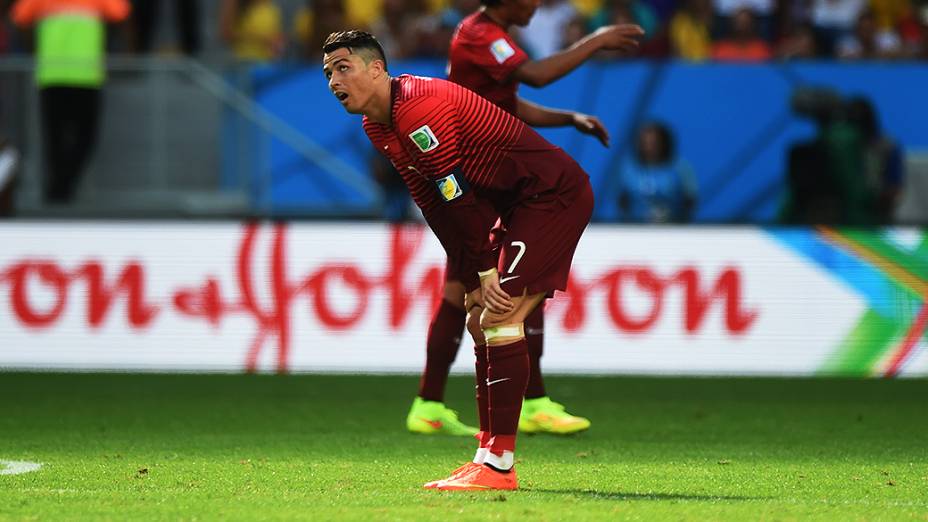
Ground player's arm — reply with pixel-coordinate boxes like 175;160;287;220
517;97;609;147
512;24;644;88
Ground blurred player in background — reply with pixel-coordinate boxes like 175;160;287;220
405;0;644;437
322;29;633;491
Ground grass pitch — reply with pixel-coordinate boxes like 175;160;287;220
1;373;926;521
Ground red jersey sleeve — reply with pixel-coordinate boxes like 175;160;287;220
394;94;497;275
466;31;529;83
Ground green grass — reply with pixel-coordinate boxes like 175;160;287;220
1;373;927;521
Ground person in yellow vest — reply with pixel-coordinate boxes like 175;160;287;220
11;0;130;203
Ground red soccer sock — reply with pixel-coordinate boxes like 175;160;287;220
524;305;547;399
418;299;466;402
487;338;529;440
474;344;490;435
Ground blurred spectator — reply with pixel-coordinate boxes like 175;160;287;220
617;122;698;223
712;7;773;60
590;0;659;37
293;0;347;61
644;0;680;24
780;88;896;225
0;137;18;216
11;0;130;204
670;0;714;60
836;8;903;57
344;0;383;29
369;0;429;59
846;96;904;223
131;0;201;55
518;0;578;57
416;0;481;58
589;0;670;57
776;22;820;58
909;3;928;57
713;0;775;40
0;1;10;53
220;0;284;62
562;12;590;47
869;0;912;32
811;0;866;54
572;0;605;17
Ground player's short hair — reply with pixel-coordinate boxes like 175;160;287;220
323;30;388;71
480;0;503;6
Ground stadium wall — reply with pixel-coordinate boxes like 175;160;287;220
240;61;928;221
1;223;926;377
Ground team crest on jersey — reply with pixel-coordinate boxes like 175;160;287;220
490;38;516;64
409;125;439;153
436;173;463;202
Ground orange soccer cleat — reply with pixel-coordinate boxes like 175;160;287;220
422;462;481;489
435;465;518;491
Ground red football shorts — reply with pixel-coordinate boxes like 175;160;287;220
497;165;594;298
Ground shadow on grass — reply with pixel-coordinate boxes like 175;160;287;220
529;488;765;502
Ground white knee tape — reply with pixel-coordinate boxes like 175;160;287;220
484;323;524;341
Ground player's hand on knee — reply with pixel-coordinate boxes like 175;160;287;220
478;268;513;314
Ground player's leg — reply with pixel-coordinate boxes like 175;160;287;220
524;305;547;400
407;278;478;436
520;304;591;435
423;291;489;488
435;291;543;491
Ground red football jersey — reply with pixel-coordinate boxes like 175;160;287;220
448;11;529;115
363;75;579;276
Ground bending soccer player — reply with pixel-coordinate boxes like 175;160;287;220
323;30;611;490
407;0;644;436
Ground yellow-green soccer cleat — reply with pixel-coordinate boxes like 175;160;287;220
519;397;591;434
406;397;479;436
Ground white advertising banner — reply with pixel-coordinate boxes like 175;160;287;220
0;223;925;376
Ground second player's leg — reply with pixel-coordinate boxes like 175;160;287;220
519;303;591;435
407;280;479;437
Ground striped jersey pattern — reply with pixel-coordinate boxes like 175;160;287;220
448;11;528;115
363;75;527;215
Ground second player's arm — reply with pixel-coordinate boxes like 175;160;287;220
517;98;610;147
512;24;644;88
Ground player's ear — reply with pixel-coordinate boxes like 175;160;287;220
369;58;386;79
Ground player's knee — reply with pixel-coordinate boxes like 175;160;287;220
479;306;518;330
482;321;525;346
480;309;525;346
466;307;486;345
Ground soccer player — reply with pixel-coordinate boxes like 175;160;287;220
323;30;607;490
406;0;644;436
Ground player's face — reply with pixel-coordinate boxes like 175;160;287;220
323;48;375;115
507;0;542;27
